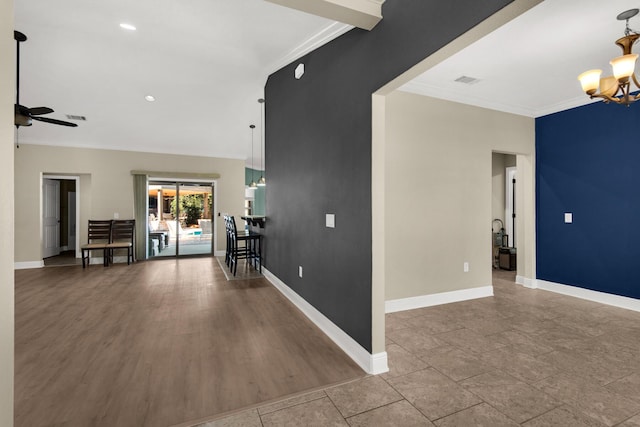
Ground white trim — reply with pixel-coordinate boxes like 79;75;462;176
42;174;81;259
214;250;226;257
399;80;596;119
262;268;388;375
266;22;353;75
535;279;640;313
15;261;44;270
370;351;388;374
385;286;494;313
516;275;537;289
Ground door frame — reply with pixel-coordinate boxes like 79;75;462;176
42;174;81;259
147;177;218;257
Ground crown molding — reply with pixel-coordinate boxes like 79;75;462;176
400;80;596;118
267;21;353;75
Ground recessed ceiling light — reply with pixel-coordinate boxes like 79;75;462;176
119;23;137;31
144;95;155;102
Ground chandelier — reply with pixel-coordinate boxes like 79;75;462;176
578;9;640;106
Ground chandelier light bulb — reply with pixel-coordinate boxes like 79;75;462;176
611;54;638;81
578;69;602;95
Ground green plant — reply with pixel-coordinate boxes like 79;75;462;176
170;194;204;226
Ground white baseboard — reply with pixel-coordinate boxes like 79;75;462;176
214;250;225;257
15;260;44;270
516;275;537;289
535;278;640;313
262;268;388;375
385;286;494;314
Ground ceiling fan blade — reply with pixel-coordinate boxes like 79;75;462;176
32;116;78;127
28;107;54;116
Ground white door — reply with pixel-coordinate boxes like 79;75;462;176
43;179;61;258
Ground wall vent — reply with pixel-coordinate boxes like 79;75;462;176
66;114;87;121
454;75;480;85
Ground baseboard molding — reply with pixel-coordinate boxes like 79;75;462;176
214;250;225;257
516;275;537;289
15;260;44;270
535;279;640;313
385;286;494;314
262;268;388;375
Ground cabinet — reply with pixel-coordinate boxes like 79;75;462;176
499;247;516;271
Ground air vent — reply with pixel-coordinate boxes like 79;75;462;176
454;75;481;85
66;114;87;121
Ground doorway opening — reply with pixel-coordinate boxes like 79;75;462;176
147;180;215;258
491;153;517;271
42;175;80;266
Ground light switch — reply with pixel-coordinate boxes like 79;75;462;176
564;212;572;223
326;214;335;228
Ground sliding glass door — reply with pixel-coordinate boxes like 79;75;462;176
148;181;213;258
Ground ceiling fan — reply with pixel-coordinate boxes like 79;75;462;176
14;30;77;128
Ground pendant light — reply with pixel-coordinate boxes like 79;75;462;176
257;98;266;186
578;9;640;106
249;124;257;188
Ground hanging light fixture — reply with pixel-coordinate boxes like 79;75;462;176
578;9;640;106
257;98;266;186
249;124;258;188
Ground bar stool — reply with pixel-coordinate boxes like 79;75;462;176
227;216;261;276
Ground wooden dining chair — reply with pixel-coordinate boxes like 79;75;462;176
106;219;135;265
81;220;112;268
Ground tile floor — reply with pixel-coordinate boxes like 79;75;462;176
192;270;640;426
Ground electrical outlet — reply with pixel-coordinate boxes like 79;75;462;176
114;212;119;219
463;262;469;273
298;266;303;278
326;213;335;228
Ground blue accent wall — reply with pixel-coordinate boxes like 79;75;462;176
536;101;640;299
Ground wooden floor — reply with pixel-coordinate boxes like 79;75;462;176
14;258;364;427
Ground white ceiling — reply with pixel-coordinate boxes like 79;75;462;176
14;0;640;166
401;0;640;118
13;0;349;167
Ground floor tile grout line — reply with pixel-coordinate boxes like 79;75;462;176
327;391;405;421
378;373;437;423
341;398;417;423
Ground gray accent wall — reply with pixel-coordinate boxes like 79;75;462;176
264;0;513;352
